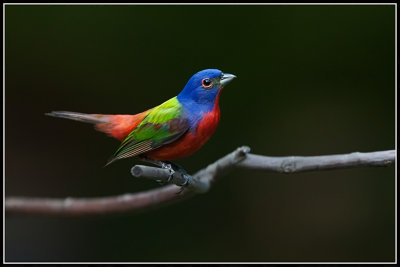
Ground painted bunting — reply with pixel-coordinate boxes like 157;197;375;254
46;69;236;185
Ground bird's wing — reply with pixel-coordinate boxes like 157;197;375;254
106;97;190;165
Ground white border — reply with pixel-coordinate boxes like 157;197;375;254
3;2;397;265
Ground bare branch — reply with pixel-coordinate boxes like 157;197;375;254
5;186;194;216
238;150;396;173
130;149;395;187
5;146;250;216
5;148;395;216
131;146;251;193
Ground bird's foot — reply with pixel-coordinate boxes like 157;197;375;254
138;157;192;190
175;174;192;195
139;157;175;185
163;161;192;194
160;162;175;184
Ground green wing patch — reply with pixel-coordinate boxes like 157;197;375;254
106;97;189;165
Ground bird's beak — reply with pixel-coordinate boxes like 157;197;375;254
220;73;237;86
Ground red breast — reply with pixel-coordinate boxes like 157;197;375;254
145;90;222;161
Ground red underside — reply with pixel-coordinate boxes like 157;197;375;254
145;107;220;160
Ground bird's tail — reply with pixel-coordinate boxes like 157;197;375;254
46;110;151;141
45;111;109;124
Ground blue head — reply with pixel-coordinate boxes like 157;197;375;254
177;69;236;110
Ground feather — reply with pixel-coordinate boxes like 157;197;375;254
45;111;109;124
47;110;151;141
107;97;190;165
106;97;190;165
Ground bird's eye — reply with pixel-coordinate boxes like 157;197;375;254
202;78;213;88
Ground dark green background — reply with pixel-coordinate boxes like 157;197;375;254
5;4;395;262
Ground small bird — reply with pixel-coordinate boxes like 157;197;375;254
46;69;236;186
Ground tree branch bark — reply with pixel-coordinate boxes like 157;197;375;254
5;147;395;216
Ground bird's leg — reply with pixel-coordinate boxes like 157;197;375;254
139;157;192;192
139;157;175;184
164;161;186;175
164;161;192;194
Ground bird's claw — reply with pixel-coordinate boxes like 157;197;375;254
142;159;191;190
160;162;175;184
176;174;192;194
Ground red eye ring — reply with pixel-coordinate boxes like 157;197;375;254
201;78;213;88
